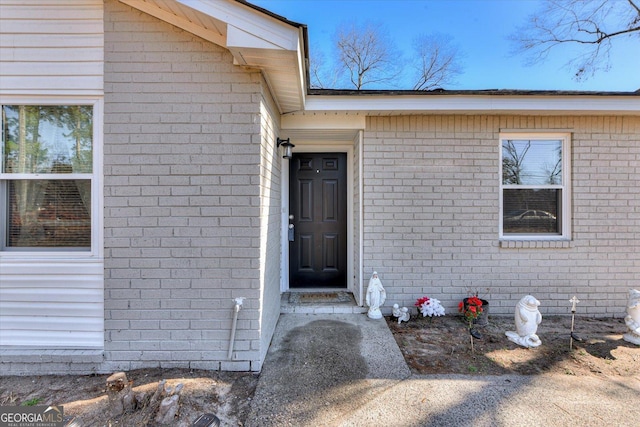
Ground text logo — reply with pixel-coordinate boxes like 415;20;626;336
0;405;64;427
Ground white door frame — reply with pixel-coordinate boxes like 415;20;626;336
280;144;354;293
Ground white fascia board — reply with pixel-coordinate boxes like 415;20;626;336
304;94;640;115
178;0;299;51
294;28;307;107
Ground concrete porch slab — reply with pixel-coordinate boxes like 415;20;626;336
247;313;410;426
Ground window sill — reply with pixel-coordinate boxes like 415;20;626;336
0;251;97;260
499;240;572;249
0;348;104;362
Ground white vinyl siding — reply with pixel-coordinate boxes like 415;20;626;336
0;0;104;349
0;0;104;96
0;260;104;348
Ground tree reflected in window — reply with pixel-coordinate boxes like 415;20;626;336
2;105;93;249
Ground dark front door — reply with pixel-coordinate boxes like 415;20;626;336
289;153;347;288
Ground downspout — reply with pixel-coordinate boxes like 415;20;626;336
228;297;245;359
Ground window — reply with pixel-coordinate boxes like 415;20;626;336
499;132;571;240
1;105;94;250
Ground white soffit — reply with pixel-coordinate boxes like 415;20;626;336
119;0;305;113
304;94;640;115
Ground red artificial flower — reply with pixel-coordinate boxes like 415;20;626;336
468;297;483;307
459;296;484;324
415;296;430;307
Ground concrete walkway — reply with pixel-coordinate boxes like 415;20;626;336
247;313;640;427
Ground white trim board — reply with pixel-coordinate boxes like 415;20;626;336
304;94;640;115
280;144;355;294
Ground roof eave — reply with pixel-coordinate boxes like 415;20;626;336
300;92;640;116
119;0;307;114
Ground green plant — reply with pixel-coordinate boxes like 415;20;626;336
21;397;42;406
468;365;478;373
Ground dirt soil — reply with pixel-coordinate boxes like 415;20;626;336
387;314;640;377
0;368;258;427
1;315;639;426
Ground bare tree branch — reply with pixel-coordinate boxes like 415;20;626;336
324;22;465;90
309;44;339;89
629;0;640;15
502;140;531;185
511;0;640;80
333;21;400;89
411;33;463;90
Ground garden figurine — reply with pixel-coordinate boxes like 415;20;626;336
392;304;410;324
623;289;640;345
399;306;410;323
366;271;386;319
506;295;543;348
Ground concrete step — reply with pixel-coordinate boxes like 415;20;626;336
280;291;367;314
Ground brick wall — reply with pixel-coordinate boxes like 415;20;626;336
103;0;265;371
363;115;640;317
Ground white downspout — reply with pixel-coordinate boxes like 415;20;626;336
228;297;245;360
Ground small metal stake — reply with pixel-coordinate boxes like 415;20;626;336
569;296;579;350
469;327;482;353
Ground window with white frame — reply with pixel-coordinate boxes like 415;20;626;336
1;105;94;250
499;132;571;239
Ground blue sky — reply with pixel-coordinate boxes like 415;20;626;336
250;0;639;91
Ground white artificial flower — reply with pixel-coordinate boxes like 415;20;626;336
419;298;445;317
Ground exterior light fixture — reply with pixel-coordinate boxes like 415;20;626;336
277;137;295;159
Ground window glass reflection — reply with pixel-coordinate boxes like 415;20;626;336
2;105;93;174
502;139;562;186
